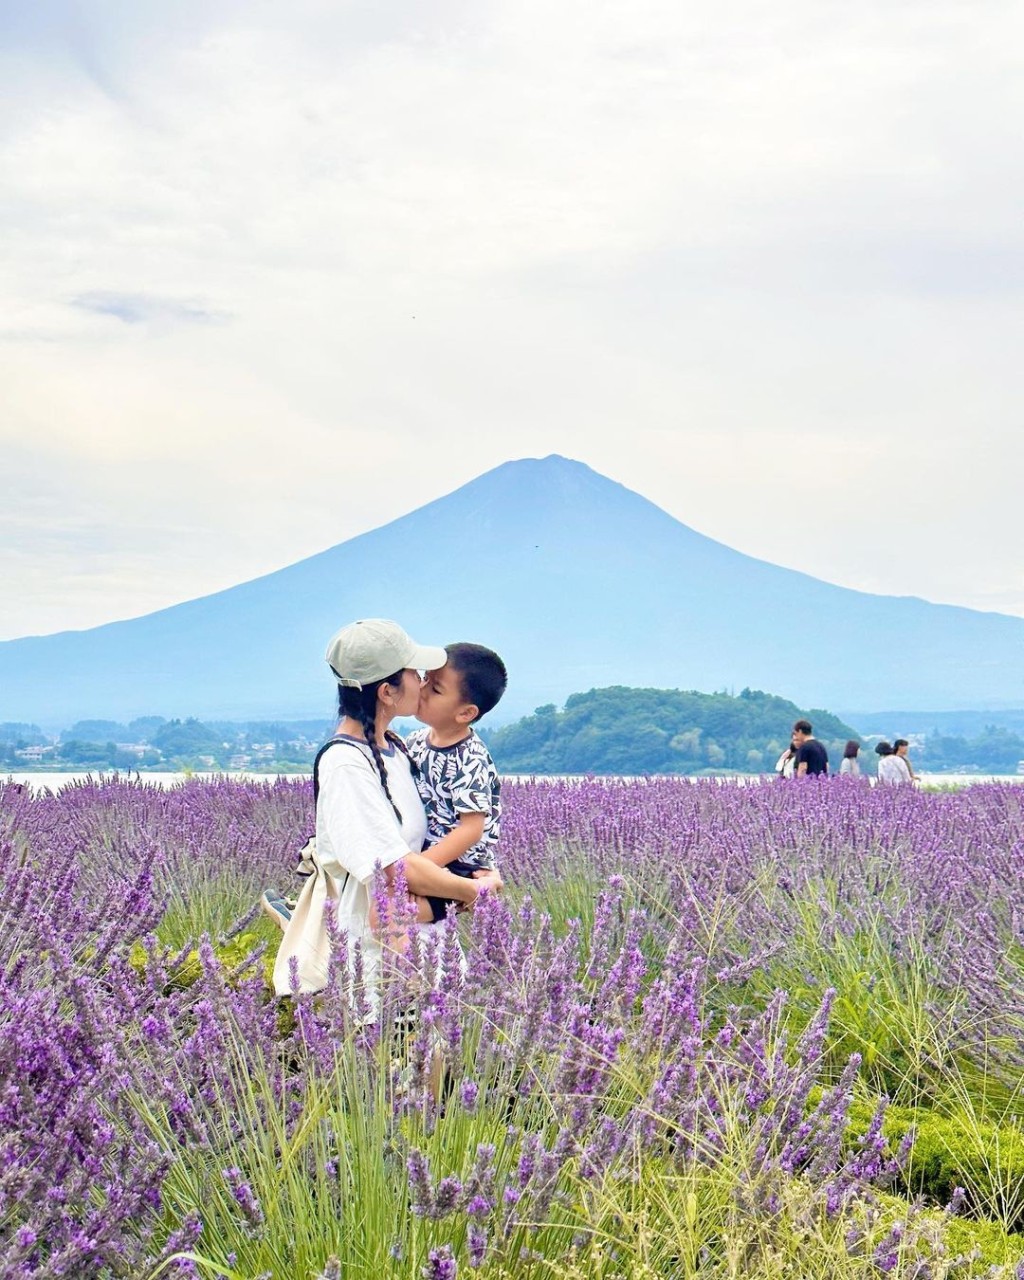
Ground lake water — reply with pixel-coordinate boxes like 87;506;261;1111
5;770;1024;794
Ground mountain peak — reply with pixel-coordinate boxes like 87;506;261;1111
2;456;1023;723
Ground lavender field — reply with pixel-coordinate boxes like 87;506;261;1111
5;774;1024;1278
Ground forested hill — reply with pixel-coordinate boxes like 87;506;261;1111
485;687;858;775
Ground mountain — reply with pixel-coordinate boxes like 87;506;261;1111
1;455;1022;726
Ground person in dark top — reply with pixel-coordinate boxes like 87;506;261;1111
792;718;829;776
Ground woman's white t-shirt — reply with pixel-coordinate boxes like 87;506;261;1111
315;736;432;1005
877;754;913;786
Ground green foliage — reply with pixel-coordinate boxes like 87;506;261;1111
843;1098;1024;1231
56;738;152;768
128;715;168;740
922;726;1024;773
61;719;130;743
0;722;50;764
943;1214;1024;1271
0;721;46;743
128;932;269;991
7;714;334;772
487;685;860;775
151;717;225;761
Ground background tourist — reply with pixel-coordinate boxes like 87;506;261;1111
875;740;912;786
839;740;862;776
893;738;919;782
774;737;798;779
792;719;829;776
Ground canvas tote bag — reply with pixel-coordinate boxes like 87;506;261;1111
272;843;345;995
272;738;353;997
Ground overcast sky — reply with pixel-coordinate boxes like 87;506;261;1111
3;0;1023;641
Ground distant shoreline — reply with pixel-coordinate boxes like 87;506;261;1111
6;769;1024;794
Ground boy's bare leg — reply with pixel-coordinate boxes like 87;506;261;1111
368;898;417;955
412;893;438;924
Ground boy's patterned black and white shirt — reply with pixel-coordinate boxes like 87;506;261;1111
405;728;501;868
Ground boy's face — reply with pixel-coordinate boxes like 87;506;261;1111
417;663;477;731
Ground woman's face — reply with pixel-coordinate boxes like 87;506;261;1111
381;668;422;719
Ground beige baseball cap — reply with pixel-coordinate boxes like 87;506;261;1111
325;619;446;689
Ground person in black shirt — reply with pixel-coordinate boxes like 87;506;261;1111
792;718;829;776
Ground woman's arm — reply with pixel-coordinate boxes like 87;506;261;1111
386;853;482;903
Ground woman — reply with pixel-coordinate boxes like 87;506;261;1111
892;738;919;783
272;618;499;1007
875;740;913;786
839;740;861;776
774;739;797;780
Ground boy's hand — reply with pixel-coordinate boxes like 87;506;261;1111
471;868;503;895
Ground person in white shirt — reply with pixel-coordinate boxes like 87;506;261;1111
875;740;913;786
839;741;862;776
774;738;797;779
892;739;919;782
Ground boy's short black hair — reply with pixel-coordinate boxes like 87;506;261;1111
445;642;507;722
792;719;813;735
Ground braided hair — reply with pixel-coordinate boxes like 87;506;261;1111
339;674;404;823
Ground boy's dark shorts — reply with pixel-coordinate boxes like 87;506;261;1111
425;858;485;924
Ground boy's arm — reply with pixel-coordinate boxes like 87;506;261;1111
421;811;487;867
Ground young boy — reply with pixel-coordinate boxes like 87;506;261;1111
404;642;507;923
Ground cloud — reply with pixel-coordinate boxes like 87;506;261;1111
1;0;1023;642
71;292;228;325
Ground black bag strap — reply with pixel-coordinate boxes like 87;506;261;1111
311;735;356;805
307;732;409;896
311;731;413;804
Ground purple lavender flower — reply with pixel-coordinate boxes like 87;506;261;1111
407;1149;434;1217
422;1244;458;1279
468;1223;489;1268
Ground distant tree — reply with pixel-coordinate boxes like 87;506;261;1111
488;686;861;776
61;720;129;744
0;722;46;742
670;728;703;759
245;722;296;746
151;718;223;762
58;739;116;766
971;726;1024;771
909;726;1024;773
127;716;167;741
